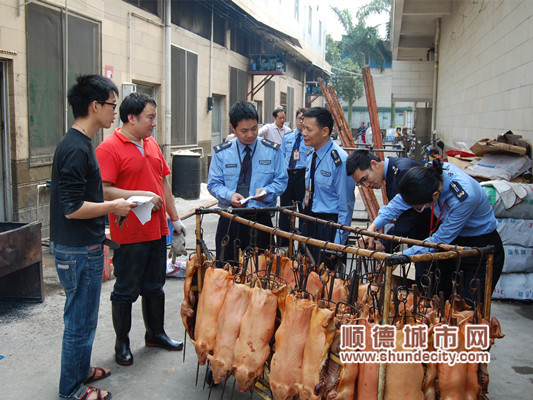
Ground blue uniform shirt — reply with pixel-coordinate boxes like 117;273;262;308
304;139;356;244
281;129;312;170
207;137;288;208
373;162;498;255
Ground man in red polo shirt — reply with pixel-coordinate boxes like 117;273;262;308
96;93;186;366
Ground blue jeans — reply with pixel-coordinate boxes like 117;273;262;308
53;242;104;398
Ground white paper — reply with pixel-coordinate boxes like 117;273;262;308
239;190;267;205
127;196;154;225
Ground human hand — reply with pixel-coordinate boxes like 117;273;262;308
254;188;267;201
169;232;187;262
149;194;164;211
171;219;187;237
231;193;245;207
111;198;137;217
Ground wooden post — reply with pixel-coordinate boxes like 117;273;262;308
317;77;380;221
362;66;389;205
483;253;494;320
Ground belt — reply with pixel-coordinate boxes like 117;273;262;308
287;168;305;175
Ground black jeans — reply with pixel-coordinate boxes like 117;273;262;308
415;229;504;304
215;212;273;267
111;237;167;303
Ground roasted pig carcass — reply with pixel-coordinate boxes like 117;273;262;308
296;306;336;400
356;318;378;399
330;278;349;304
384;325;425;400
180;253;203;339
323;315;360;400
206;281;251;384
305;271;324;300
270;292;315;400
233;285;283;392
190;267;232;364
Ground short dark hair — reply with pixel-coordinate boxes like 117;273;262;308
229;101;259;128
398;159;444;204
303;107;334;134
346;149;381;176
67;75;119;119
296;107;307;118
272;107;285;118
119;92;157;123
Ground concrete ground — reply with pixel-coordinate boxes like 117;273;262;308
1;187;533;399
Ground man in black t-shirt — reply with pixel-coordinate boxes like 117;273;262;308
50;75;134;400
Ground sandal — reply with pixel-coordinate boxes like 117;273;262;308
83;366;111;384
75;386;112;400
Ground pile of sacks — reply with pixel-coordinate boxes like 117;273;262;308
482;181;533;300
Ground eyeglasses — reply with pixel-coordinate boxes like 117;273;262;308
99;101;117;110
355;173;369;186
296;117;305;121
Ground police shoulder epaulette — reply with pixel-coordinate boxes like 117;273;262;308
450;180;468;202
262;138;280;150
331;149;342;166
213;141;232;153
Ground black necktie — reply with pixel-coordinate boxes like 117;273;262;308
308;151;318;210
239;145;252;187
288;133;302;170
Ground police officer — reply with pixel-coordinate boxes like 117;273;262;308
346;149;431;251
301;107;356;265
365;159;504;302
207;101;288;266
278;107;311;245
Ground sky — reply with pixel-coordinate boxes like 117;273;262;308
323;0;390;40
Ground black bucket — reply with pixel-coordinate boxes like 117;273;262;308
172;152;201;199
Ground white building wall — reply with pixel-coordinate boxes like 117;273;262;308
437;0;533;145
392;60;433;103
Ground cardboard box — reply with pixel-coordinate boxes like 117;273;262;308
470;138;527;156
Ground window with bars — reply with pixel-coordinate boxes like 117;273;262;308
26;3;100;164
171;46;198;146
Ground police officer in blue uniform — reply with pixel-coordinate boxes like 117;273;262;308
278;107;312;245
364;159;504;302
207;101;288;266
301;107;356;265
346;149;431;252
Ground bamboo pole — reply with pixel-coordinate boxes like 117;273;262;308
214;209;490;263
483;253;494;320
377;263;394;400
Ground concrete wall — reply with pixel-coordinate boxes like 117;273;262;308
392;60;434;103
437;0;533;146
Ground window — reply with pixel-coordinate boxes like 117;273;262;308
294;0;299;21
123;0;161;17
171;46;198;146
319;21;322;45
229;67;247;108
308;6;312;35
26;3;99;164
171;1;225;45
